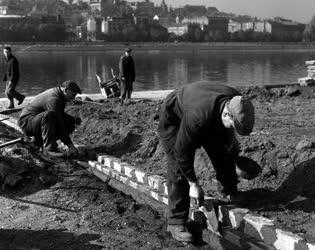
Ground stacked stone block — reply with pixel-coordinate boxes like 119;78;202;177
298;60;315;86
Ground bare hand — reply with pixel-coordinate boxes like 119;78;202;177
189;182;204;207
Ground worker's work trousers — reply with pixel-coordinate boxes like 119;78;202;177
5;81;24;106
18;111;75;150
162;138;191;225
120;79;133;100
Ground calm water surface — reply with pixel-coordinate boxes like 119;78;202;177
0;50;314;97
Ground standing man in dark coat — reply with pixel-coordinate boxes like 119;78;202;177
3;46;25;109
17;80;82;158
119;47;135;104
158;81;255;243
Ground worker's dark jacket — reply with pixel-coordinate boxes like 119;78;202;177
119;55;135;82
3;54;20;83
158;81;240;186
19;87;74;145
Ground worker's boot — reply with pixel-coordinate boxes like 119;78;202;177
18;95;25;105
167;224;194;242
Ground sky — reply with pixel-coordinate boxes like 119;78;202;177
152;0;315;24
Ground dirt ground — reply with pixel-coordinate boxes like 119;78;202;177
0;84;314;248
67;85;315;243
0;124;235;249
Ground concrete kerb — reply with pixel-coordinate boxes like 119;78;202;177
0;93;314;250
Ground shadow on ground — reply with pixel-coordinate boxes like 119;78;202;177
240;157;315;213
0;229;101;250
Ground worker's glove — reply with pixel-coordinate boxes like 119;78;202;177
189;182;204;207
73;116;82;126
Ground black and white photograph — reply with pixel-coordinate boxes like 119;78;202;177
0;0;314;249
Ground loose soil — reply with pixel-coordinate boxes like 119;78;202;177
1;85;314;248
0;125;230;249
67;85;315;243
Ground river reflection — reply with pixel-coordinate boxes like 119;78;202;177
0;50;314;97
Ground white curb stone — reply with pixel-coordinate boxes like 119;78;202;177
124;164;136;178
113;161;123;173
148;175;166;192
274;229;305;250
163;182;168;196
134;169;147;184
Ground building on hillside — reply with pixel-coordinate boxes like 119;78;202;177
228;19;272;33
228;19;242;33
270;20;305;41
102;15;134;34
182;5;207;17
207;7;218;15
205;16;229;38
182;16;208;30
128;0;154;12
160;0;168;14
133;13;151;26
254;21;271;33
0;0;25;15
89;0;102;12
167;24;188;36
87;15;102;40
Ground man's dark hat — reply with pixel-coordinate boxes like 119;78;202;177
125;47;132;52
61;80;81;94
227;96;255;136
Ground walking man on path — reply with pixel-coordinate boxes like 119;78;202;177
119;47;135;104
17;80;82;158
158;81;255;243
3;46;25;109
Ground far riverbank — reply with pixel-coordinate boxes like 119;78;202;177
2;42;315;52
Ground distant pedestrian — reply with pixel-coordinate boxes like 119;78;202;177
3;46;25;109
119;47;135;104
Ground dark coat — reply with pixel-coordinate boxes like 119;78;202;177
119;55;135;82
3;54;20;83
19;87;75;145
158;81;240;186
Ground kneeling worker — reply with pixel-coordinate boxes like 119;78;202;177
158;81;255;242
18;80;82;157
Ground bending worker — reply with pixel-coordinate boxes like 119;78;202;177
158;81;255;243
18;80;82;158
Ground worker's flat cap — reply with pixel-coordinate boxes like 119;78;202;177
125;47;132;52
227;96;255;136
61;80;81;94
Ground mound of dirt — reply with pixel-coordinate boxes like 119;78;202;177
67;85;315;242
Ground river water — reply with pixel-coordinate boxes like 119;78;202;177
0;49;314;97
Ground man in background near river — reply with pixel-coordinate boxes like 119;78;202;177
158;81;255;243
17;80;82;158
119;47;136;104
3;46;25;109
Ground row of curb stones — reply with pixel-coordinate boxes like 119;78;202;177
0;105;314;250
88;155;315;250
